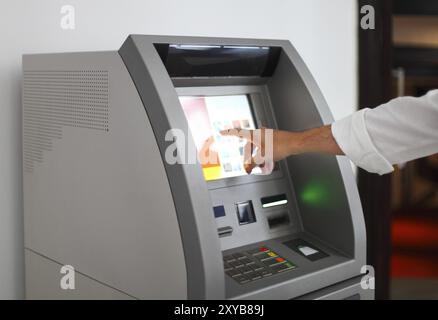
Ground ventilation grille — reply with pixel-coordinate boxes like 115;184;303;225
23;70;109;172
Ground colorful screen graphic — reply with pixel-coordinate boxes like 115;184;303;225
179;95;256;181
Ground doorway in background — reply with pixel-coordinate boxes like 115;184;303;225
358;0;438;300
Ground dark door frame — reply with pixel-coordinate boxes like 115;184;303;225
358;0;393;300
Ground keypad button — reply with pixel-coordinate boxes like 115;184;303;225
263;258;281;267
267;251;278;258
239;257;254;265
259;269;273;277
270;262;295;273
233;252;246;260
255;252;274;261
250;264;264;272
223;262;233;271
234;274;250;284
229;260;244;268
247;248;264;255
246;271;262;281
284;262;296;269
223;255;236;262
240;266;253;274
226;269;241;278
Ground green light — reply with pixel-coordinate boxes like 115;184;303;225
300;181;329;206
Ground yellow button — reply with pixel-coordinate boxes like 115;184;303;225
268;251;277;257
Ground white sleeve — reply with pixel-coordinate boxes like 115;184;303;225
331;90;438;175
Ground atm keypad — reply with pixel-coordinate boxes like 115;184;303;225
224;246;296;285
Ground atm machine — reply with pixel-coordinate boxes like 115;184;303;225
23;35;372;300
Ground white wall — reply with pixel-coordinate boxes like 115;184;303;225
0;0;357;298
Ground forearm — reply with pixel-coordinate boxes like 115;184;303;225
329;90;438;175
280;125;344;158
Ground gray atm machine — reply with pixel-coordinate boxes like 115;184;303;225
23;35;372;300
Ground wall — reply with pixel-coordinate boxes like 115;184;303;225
0;0;357;298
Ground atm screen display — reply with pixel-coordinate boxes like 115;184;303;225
179;95;256;181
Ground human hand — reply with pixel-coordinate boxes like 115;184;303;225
220;128;294;174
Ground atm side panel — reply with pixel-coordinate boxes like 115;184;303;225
23;51;187;299
25;250;133;299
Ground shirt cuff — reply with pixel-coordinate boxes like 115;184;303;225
331;108;394;175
